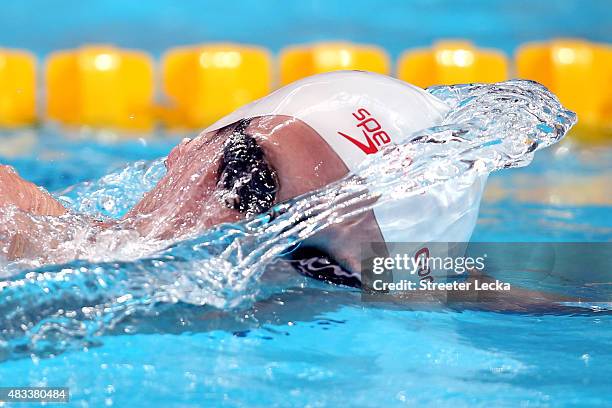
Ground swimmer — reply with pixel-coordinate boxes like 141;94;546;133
2;71;455;277
0;71;578;308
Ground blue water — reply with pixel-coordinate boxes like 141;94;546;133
0;0;610;57
0;127;610;407
0;1;610;406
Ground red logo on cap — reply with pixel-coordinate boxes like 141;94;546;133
338;108;391;155
337;131;378;155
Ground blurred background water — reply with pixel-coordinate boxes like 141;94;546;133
0;0;610;57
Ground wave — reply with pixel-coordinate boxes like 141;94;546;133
0;80;576;358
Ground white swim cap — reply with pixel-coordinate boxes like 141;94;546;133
206;71;487;283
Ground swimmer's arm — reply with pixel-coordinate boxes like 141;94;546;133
386;272;573;312
0;165;67;216
0;165;72;261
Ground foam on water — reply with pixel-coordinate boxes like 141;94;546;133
0;80;576;359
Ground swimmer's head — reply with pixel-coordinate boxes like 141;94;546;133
133;113;350;237
132;71;482;280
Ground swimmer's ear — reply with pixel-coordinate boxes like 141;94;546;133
216;126;278;216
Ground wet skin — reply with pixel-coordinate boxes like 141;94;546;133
126;115;385;271
0;164;66;216
0;115;384;271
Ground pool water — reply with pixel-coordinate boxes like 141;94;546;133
0;128;611;407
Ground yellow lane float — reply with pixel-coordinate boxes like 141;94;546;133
46;45;154;130
161;43;272;129
397;40;508;88
279;42;390;85
0;48;36;127
0;39;607;139
516;39;612;139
